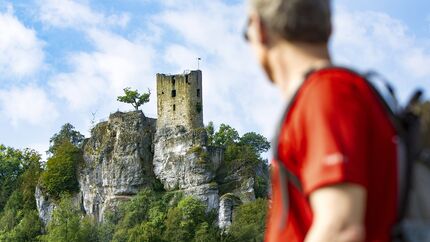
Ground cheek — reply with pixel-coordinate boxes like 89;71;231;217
250;42;267;66
250;42;274;82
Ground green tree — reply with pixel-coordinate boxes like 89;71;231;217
212;124;239;147
227;199;268;242
78;217;99;242
206;122;215;145
0;209;42;242
0;146;43;241
112;189;166;242
48;123;84;155
40;194;82;242
117;87;151;111
163;196;214;242
0;145;25;212
0;145;42;212
193;222;219;242
239;132;270;154
40;141;81;199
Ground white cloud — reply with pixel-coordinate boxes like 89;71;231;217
0;5;44;78
37;0;130;29
332;6;430;101
155;1;284;138
49;29;156;114
0;85;58;126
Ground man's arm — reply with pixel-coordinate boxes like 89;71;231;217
304;184;366;242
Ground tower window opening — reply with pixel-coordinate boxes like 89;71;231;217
185;75;189;84
173;104;176;111
171;90;176;97
196;102;202;113
197;89;200;97
172;77;176;86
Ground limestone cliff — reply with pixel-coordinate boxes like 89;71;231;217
35;109;267;229
153;125;223;210
79;111;156;222
34;70;268;229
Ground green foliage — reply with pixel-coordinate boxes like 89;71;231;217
211;124;239;147
106;190;220;242
208;122;270;199
239;132;270;154
117;87;151;111
48;123;84;155
187;146;209;164
112;189;166;242
0;209;42;242
227;199;268;242
0;145;42;212
206;122;215;145
40;141;81;199
163;196;218;242
193;222;219;242
254;176;269;199
97;211;117;242
40;194;97;242
0;145;43;241
207;123;269;164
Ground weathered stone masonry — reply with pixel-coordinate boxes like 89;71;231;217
156;70;203;130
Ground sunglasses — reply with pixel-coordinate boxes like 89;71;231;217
243;17;251;42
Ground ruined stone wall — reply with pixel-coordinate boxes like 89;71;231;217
156;70;203;131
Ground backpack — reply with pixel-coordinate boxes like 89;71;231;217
364;71;430;242
273;67;429;242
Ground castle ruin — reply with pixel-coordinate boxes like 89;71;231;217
156;70;203;130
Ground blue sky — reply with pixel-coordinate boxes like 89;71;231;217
0;0;429;160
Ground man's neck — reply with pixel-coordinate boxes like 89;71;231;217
269;42;331;101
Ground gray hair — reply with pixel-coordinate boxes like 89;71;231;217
250;0;332;43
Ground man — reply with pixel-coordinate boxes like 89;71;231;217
245;0;398;241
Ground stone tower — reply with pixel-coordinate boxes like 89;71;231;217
156;70;203;130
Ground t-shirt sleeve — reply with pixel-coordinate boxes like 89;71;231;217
297;78;369;196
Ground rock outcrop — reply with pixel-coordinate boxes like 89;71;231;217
153;126;223;210
35;70;268;229
35;186;82;225
218;193;241;231
35;186;55;226
79;111;156;222
35;110;266;228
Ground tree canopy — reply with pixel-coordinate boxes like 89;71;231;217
207;122;270;199
48;123;85;155
0;145;43;241
0;145;42;212
226;199;268;242
117;88;151;111
40;141;81;199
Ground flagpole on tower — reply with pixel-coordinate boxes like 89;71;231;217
197;57;201;70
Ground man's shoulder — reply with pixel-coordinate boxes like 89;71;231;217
297;67;369;109
304;67;366;94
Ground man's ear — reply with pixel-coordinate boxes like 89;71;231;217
251;12;270;46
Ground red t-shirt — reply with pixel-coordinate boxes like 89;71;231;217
265;68;398;242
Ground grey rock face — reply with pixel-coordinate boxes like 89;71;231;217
153;126;223;210
217;162;257;204
35;109;267;230
35;186;82;225
35;186;55;226
218;193;241;231
79;111;156;221
183;183;219;212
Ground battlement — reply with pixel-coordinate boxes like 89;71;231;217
156;70;203;130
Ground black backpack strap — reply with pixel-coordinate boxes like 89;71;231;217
363;71;424;223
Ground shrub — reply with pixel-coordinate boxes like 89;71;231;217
40;141;81;199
